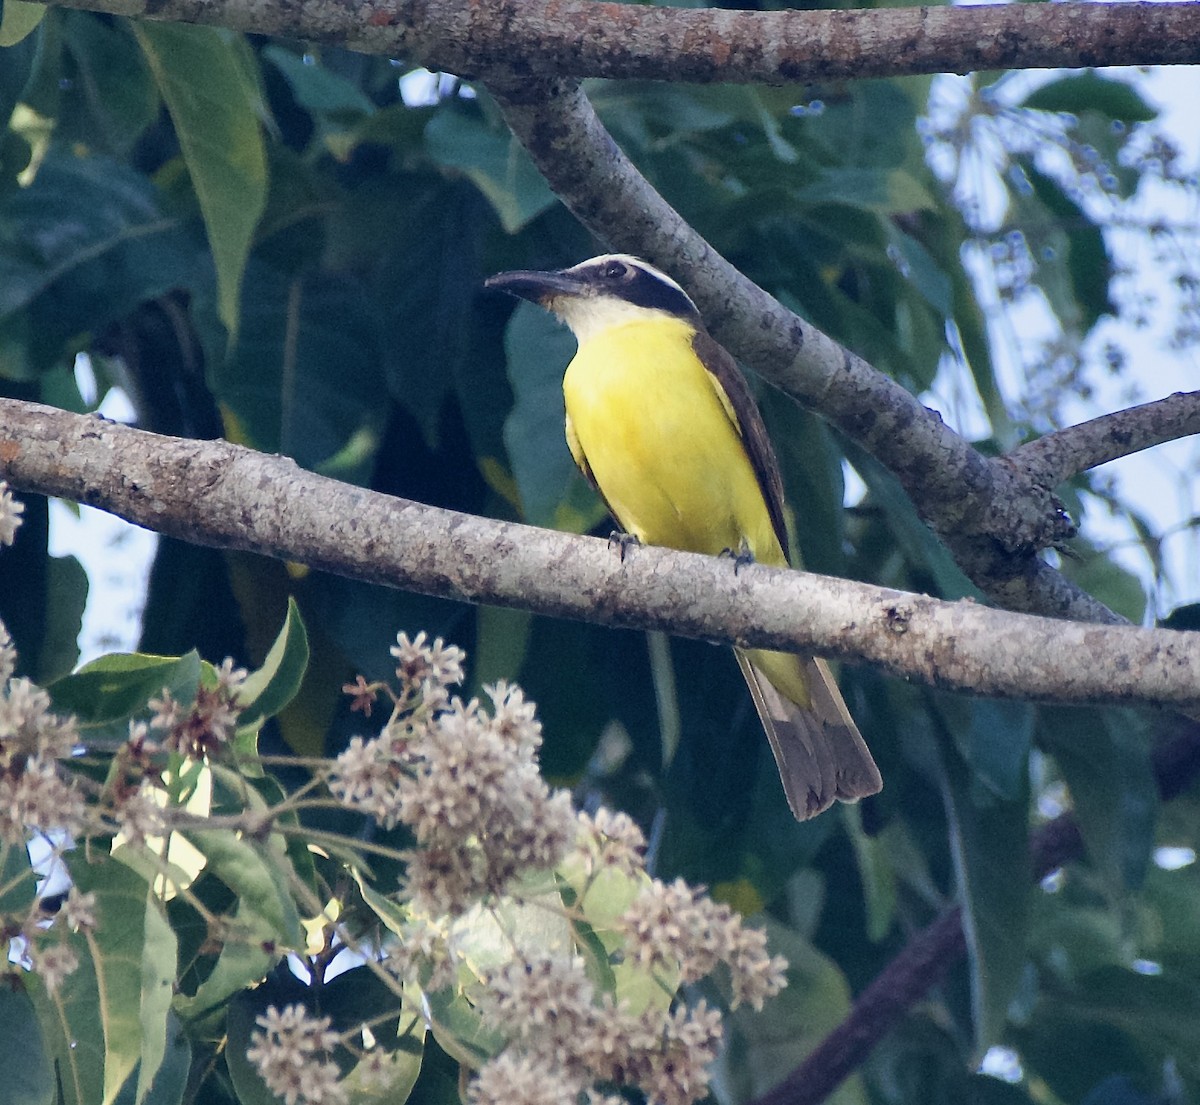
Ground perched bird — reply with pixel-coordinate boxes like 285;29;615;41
486;254;881;819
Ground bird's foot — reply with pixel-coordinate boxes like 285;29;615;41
719;539;756;575
608;530;641;562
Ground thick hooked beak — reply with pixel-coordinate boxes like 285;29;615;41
483;268;589;305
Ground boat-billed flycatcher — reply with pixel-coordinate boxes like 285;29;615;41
486;254;881;819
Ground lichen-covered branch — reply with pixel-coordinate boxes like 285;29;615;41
37;0;1200;84
1009;390;1200;491
2;398;1198;709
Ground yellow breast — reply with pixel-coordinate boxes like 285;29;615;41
562;316;785;565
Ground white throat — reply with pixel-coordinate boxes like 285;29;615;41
549;295;686;345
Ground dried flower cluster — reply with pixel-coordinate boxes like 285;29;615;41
1;622;788;1105
323;637;788;1105
148;657;247;758
0;623;85;846
0;481;23;546
246;1004;346;1105
13;887;98;996
622;877;789;1010
471;954;726;1105
328;632;576;916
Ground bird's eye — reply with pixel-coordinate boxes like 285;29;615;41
600;260;627;280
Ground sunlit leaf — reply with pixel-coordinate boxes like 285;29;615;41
0;0;43;45
49;651;201;728
29;855;180;1105
134;22;268;337
236;596;310;731
424;109;556;234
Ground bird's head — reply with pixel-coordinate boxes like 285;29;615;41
485;254;701;343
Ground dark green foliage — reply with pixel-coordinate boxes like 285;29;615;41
0;11;1194;1105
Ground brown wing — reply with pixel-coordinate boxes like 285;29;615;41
691;330;790;562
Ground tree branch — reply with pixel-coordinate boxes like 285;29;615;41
38;0;1200;84
2;398;1198;708
487;78;1118;624
1008;390;1200;492
753;719;1200;1105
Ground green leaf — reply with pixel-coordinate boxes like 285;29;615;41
226;966;426;1105
171;831;302;1029
1038;707;1156;892
935;696;1034;803
0;147;198;375
1020;967;1200;1095
796;167;935;214
887;226;953;316
1021;72;1157;124
210;261;386;476
1024;165;1114;331
500;300;590;528
0;0;44;47
49;651;201;730
180;830;304;949
322;971;426;1105
842;804;897;942
31;855;179;1105
1059;536;1147;624
846;444;982;601
941;728;1030;1053
0;836;37;915
236;596;310;729
58;14;160;155
760;395;845;575
470;605;533;697
362;183;486;446
424;109;556;234
133;22;267;337
113;1011;190;1105
225;969;314;1105
719;918;864;1105
36;553;87;682
0;987;54;1105
262;45;374;123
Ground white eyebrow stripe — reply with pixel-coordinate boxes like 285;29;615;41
565;254;693;302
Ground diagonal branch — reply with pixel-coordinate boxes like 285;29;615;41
752;719;1200;1105
1008;390;1200;492
3;397;1199;708
38;0;1200;84
487;78;1113;624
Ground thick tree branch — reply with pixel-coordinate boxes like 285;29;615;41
488;78;1118;625
1008;390;1200;492
37;0;1200;84
754;719;1200;1105
2;398;1198;708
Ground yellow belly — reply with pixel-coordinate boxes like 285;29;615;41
562;316;785;566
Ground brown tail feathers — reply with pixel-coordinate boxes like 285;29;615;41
735;650;882;820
